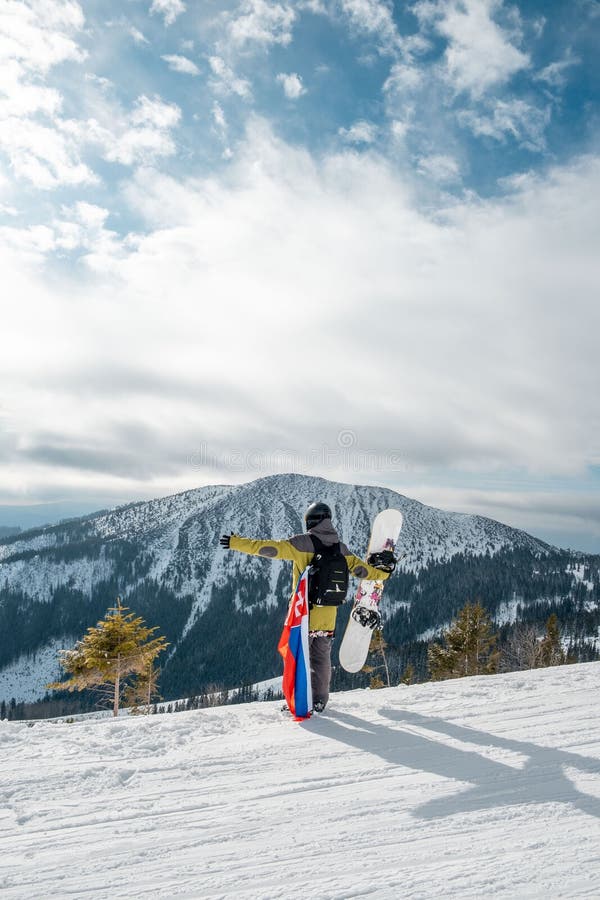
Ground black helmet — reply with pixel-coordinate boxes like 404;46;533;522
305;501;332;530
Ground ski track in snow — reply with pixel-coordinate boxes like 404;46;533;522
2;663;600;898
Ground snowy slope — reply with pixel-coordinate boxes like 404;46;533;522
2;663;600;899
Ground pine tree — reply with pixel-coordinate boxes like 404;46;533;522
48;598;168;716
428;601;499;681
538;614;566;667
0;699;6;720
400;663;415;685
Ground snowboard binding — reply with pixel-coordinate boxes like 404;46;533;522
351;605;381;629
367;549;397;572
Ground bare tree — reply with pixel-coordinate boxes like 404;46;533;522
500;625;542;672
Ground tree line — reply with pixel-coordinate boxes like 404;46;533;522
0;594;579;722
1;544;598;712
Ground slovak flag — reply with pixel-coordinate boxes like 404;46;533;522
278;568;313;720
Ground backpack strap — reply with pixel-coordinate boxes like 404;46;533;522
309;534;321;553
310;535;340;555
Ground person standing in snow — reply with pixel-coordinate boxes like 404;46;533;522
219;502;395;712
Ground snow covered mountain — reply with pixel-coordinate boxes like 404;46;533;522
3;661;600;898
0;473;549;602
0;474;598;705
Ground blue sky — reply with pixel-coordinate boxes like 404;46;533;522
0;0;599;550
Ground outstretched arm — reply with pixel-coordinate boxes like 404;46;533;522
221;534;298;561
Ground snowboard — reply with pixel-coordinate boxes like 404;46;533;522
338;508;404;674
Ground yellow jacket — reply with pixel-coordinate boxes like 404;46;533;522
229;521;389;633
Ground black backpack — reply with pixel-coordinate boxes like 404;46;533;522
308;535;349;606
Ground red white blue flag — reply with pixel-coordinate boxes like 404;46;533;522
278;568;312;720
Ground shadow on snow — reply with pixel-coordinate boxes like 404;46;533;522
305;707;600;821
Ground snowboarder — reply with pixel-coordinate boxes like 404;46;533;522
219;502;395;712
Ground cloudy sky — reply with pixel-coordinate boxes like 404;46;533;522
0;0;599;550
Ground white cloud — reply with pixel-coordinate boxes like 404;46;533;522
0;1;92;188
298;0;327;13
3;122;597;502
531;16;546;39
211;101;231;156
399;32;432;57
130;95;180;130
224;0;296;49
380;3;551;160
337;0;400;52
0;116;96;189
417;153;461;183
534;51;581;89
0;223;57;257
304;0;401;53
276;72;306;99
0;0;86;75
0;201;116;262
339;120;377;143
382;63;420;134
161;54;200;76
383;61;423;95
0;61;62;118
208;56;252;98
67;200;107;228
390;119;409;142
460;99;550;152
403;485;600;548
85;73;113;91
58;93;181;168
129;26;149;45
413;0;530;97
212;101;227;133
150;0;185;27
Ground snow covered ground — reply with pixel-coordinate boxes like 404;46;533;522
2;663;600;899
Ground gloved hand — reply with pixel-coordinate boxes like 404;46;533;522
219;534;233;549
367;549;397;573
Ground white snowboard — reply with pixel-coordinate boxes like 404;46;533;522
338;509;404;674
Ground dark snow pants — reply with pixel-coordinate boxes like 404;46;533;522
309;635;333;708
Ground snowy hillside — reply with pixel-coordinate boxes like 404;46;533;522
2;663;600;898
0;473;549;605
0;638;67;704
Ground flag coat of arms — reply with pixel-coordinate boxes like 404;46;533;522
278;568;312;719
